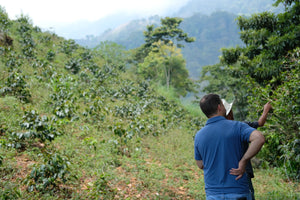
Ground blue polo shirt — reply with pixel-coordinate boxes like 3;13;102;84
194;116;255;195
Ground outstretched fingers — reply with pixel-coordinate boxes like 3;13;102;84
229;168;244;180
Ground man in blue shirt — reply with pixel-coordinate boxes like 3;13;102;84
194;94;265;200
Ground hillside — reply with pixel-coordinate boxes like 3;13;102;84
0;7;204;199
175;0;282;18
75;0;282;79
76;12;243;79
71;0;281;41
0;7;299;199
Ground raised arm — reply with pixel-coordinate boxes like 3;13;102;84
229;130;265;180
258;102;272;127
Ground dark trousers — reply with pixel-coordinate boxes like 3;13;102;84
246;173;255;200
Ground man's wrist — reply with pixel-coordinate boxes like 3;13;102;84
239;157;248;165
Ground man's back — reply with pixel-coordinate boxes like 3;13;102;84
194;116;255;195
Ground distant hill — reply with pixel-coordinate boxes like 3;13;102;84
54;12;143;39
75;0;282;79
76;12;242;78
75;15;161;50
174;0;281;18
181;12;243;78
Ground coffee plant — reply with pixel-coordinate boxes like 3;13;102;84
25;153;72;192
86;62;100;75
3;51;23;71
20;34;36;58
16;16;36;59
83;97;108;123
87;173;116;199
31;58;48;68
65;57;82;74
6;110;60;149
46;49;55;61
80;50;93;61
48;75;79;120
20;110;60;142
0;71;31;102
59;39;78;55
109;122;133;156
114;103;144;119
39;34;53;46
0;6;11;30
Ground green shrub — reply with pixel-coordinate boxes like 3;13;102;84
65;58;82;74
88;173;116;199
6;109;60;149
25;153;72;192
0;72;31;103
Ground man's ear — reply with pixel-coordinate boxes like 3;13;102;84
217;104;222;112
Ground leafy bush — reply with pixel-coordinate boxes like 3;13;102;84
88;173;116;199
247;48;300;181
16;15;36;59
25;153;72;192
46;49;55;61
0;184;21;200
65;58;82;74
6;110;60;149
59;39;78;55
0;6;11;30
49;75;78;119
0;72;31;102
2;51;23;71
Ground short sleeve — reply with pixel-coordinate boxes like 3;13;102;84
244;121;259;129
239;122;256;143
194;141;202;160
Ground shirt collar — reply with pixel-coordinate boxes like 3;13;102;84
206;116;226;125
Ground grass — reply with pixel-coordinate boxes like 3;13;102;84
0;86;299;199
1;103;299;199
0;20;299;199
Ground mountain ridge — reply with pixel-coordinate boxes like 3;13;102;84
73;0;282;79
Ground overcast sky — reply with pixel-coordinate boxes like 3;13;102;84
0;0;189;28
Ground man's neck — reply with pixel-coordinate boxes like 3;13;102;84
209;113;224;119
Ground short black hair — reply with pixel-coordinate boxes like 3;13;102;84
200;94;221;118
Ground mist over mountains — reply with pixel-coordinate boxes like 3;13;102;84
54;12;143;39
71;0;281;79
61;0;280;40
174;0;280;17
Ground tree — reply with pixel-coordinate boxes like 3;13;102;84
247;48;299;181
134;17;195;63
138;41;193;97
94;41;128;65
134;17;195;97
144;17;195;49
198;62;249;120
199;0;300;180
94;41;129;72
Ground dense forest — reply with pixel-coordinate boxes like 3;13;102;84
0;0;299;199
75;0;283;79
76;12;243;78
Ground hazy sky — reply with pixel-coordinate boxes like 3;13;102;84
0;0;190;28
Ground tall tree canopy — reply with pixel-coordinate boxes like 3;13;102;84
134;17;195;63
144;17;195;49
199;0;299;180
134;17;195;97
138;41;193;97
